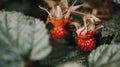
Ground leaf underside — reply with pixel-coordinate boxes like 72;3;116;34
89;44;120;67
0;11;52;62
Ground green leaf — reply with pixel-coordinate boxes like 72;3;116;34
0;40;24;67
101;12;120;37
0;11;52;61
88;44;120;67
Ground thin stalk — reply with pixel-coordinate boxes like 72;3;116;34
38;6;52;18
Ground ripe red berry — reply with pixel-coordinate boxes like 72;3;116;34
50;19;69;27
78;37;96;52
51;27;66;39
50;19;69;39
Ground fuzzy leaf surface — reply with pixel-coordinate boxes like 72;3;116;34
89;44;120;67
0;11;52;61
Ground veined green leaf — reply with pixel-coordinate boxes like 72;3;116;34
89;44;120;67
0;38;24;67
0;11;52;61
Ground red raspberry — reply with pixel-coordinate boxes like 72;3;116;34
50;19;69;27
51;27;66;39
78;37;96;52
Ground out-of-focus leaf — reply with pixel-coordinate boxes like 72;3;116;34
56;62;86;67
0;11;52;61
101;12;120;37
44;0;56;8
0;39;24;67
88;44;120;67
101;11;120;44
